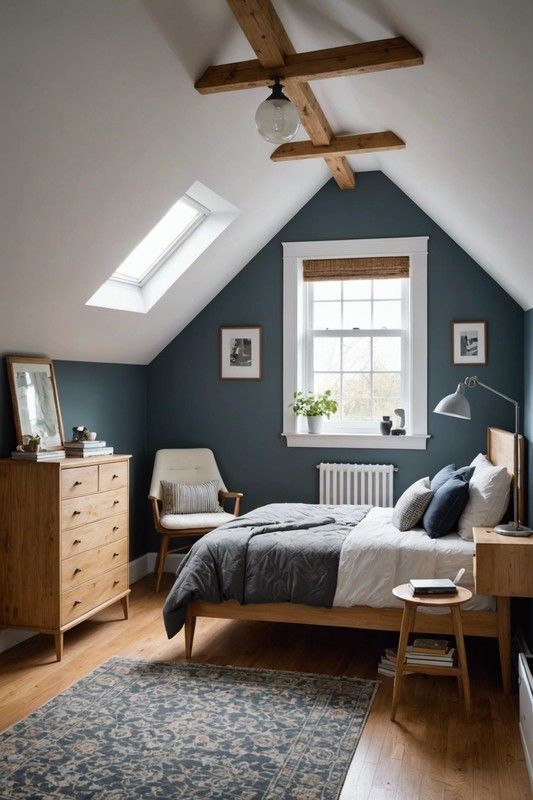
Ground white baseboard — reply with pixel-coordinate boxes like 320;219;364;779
0;551;184;656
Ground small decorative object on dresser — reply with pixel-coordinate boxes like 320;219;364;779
219;325;262;379
0;454;132;660
452;321;487;365
5;355;64;450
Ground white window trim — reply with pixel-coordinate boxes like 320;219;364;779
282;236;429;450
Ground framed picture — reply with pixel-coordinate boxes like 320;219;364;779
452;321;487;365
220;326;262;380
5;356;65;449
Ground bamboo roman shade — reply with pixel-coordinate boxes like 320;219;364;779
302;256;410;282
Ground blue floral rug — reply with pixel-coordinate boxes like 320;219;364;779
0;658;378;800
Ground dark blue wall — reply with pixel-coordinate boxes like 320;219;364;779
147;171;524;553
1;358;149;559
523;309;533;645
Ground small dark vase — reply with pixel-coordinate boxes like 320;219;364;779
380;415;393;435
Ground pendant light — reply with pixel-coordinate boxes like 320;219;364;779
255;78;300;144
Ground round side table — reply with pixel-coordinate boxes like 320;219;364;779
390;584;473;722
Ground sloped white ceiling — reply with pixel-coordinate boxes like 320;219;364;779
1;0;531;365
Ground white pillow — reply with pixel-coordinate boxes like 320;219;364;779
457;456;511;540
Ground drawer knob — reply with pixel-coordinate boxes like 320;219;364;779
73;600;81;606
72;510;81;516
113;579;120;586
113;552;119;558
112;474;119;479
74;567;82;574
73;539;81;544
74;480;82;486
113;500;120;506
113;526;119;532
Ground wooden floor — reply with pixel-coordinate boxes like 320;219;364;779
0;575;531;800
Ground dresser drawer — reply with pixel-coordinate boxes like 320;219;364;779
61;564;128;626
99;461;128;492
61;465;98;500
61;513;128;559
62;538;128;590
61;487;128;530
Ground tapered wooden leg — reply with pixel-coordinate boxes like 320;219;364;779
155;536;169;593
497;596;512;695
54;632;63;662
121;594;129;620
184;608;196;660
391;603;416;721
452;605;471;720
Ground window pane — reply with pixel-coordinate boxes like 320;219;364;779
373;278;402;299
313;281;341;301
314;373;341;418
343;373;371;419
372;373;402;419
343;337;371;371
343;301;372;329
343;280;371;299
373;300;402;328
373;337;402;371
314;338;341;371
313;302;341;329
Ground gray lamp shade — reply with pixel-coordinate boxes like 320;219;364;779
433;383;471;419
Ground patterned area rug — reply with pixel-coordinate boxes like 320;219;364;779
0;658;378;800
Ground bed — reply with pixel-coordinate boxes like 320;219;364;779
164;428;525;693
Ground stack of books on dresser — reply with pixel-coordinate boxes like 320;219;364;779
378;639;455;676
11;449;65;461
64;440;114;458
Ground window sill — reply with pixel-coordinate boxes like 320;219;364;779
282;432;430;450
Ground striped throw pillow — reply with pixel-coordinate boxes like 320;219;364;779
161;480;223;515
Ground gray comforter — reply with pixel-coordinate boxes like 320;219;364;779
163;503;371;638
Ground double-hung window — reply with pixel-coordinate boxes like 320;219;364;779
282;238;428;449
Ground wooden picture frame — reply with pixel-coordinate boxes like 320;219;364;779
452;321;487;365
219;326;262;380
5;356;65;449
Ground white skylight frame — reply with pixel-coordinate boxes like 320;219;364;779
87;182;240;314
110;195;208;288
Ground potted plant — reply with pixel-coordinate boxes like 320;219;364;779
291;390;338;434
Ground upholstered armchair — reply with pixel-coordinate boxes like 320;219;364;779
148;448;242;591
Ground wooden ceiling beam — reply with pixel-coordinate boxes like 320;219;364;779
271;131;405;162
195;36;423;94
224;0;355;189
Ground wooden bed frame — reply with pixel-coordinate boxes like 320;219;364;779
184;428;525;694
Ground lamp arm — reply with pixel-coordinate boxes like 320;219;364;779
465;376;519;412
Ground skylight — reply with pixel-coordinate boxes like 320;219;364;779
111;195;207;287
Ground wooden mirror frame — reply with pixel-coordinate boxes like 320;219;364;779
5;355;65;448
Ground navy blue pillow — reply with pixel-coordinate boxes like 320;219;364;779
431;464;474;493
423;476;472;538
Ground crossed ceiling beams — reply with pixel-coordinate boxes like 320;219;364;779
195;0;424;190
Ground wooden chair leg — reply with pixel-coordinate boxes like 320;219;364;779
184;608;196;660
54;632;63;662
155;536;170;593
452;605;472;720
121;594;129;620
391;603;416;721
497;596;512;695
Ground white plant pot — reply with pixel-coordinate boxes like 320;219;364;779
306;415;324;434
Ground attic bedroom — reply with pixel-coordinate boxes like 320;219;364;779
1;1;533;798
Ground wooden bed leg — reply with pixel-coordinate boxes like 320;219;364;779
184;608;196;660
497;596;512;695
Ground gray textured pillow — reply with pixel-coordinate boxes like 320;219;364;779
161;480;223;515
392;477;433;531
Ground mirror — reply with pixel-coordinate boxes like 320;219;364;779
6;356;64;450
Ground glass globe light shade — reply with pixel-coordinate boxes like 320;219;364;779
255;80;300;144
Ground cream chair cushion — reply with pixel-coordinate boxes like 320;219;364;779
160;512;236;530
149;449;228;501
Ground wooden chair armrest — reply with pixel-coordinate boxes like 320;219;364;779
219;490;243;517
149;496;162;530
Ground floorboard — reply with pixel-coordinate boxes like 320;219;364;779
0;575;531;799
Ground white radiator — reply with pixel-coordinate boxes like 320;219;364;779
318;463;395;507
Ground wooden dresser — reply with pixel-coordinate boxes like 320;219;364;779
0;455;131;661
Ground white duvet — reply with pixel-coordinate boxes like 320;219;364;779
333;507;494;612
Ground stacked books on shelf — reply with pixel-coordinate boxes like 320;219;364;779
408;578;457;596
11;449;65;461
64;440;114;458
378;639;455;676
